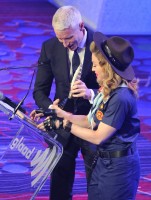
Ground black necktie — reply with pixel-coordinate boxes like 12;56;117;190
72;49;80;75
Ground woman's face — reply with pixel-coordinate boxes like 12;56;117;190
92;53;107;86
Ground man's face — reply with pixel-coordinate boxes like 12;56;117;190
54;24;84;51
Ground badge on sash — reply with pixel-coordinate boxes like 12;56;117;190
96;110;104;120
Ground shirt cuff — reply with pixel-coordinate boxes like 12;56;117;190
48;104;53;109
89;89;95;104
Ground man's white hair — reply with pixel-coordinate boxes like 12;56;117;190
52;6;82;31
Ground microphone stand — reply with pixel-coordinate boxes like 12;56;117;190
9;69;36;120
0;66;36;71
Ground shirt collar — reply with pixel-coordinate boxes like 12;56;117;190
78;28;87;49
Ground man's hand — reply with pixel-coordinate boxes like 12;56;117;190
30;110;44;121
70;80;92;100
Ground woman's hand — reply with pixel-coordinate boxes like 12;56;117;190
37;116;63;132
51;99;71;119
37;117;48;131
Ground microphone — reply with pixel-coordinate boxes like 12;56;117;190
9;69;36;120
0;66;36;71
0;92;26;113
35;108;57;117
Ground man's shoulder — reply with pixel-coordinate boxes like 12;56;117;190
43;36;58;45
86;27;94;34
42;36;63;51
85;27;94;44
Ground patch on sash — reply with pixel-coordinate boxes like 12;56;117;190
100;104;104;110
96;110;104;120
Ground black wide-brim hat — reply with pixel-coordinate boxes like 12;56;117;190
93;32;135;81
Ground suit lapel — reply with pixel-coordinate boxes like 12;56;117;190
55;42;71;83
81;29;93;80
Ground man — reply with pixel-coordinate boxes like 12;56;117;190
32;6;98;200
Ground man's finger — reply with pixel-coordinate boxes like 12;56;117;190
53;99;60;105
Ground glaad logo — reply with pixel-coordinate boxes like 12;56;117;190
31;146;57;187
9;137;58;188
9;137;35;159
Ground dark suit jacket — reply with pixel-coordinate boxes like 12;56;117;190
33;28;98;115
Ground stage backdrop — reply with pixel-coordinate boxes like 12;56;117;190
48;0;151;35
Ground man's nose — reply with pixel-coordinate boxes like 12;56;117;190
62;40;69;47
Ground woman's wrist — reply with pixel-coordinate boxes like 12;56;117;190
65;112;73;121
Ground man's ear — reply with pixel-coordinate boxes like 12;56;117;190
79;22;84;31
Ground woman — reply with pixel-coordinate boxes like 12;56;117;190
37;32;140;200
